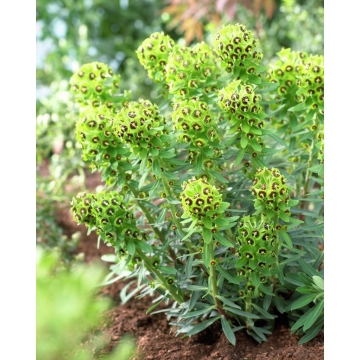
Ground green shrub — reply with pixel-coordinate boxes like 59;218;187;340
67;23;324;345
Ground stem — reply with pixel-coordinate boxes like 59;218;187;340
301;116;319;209
135;244;184;304
245;292;252;330
209;241;222;311
271;213;279;288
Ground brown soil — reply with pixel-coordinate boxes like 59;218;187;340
50;167;324;360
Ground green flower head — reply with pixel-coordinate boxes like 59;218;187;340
136;32;175;81
69;62;120;105
250;168;292;218
214;24;263;74
180;177;223;221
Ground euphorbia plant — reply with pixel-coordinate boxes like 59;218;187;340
68;23;324;344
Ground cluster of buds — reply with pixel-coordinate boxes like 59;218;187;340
180;178;223;222
218;80;264;152
136;32;175;82
250;167;292;219
165;43;220;97
297;55;324;113
69;62;120;107
71;191;139;247
214;24;263;78
266;48;309;98
236;216;277;296
75;106;130;184
171;98;219;152
113;99;166;156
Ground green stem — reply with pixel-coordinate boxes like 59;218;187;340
209;241;222;311
301;117;319;209
135;244;184;304
245;292;252;330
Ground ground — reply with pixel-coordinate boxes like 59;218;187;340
48;167;324;360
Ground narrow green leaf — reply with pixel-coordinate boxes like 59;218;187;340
221;316;236;345
187;285;208;291
180;306;216;319
298;323;323;345
136;241;153;254
288;102;308;112
289;294;316;311
216;296;242;310
251;303;275;319
146;299;164;314
185;255;193;278
233;148;246;167
187;316;221;336
126;240;135;255
251;326;267;341
224;306;260;319
240;135;248;149
157;266;177;275
213;232;234;248
303;299;324;331
279;229;293;248
203;216;213;229
298;259;319;277
208;169;229;184
216;265;239;284
203;227;212;244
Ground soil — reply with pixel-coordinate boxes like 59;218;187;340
45;164;324;360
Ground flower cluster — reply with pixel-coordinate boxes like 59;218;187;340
297;55;324;112
250;167;291;220
75;106;130;183
136;32;175;81
165;43;220;97
113;99;166;157
218;80;264;152
214;24;263;78
171;98;219;151
235;216;277;297
180;178;223;221
69;62;120;107
71;191;138;248
266;48;309;98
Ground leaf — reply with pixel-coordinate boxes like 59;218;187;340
223;306;260;319
146;299;164;314
208;169;229;184
157;266;177;275
298;259;319;278
187;285;208;291
187;316;221;336
221;316;236;345
288;102;308;112
136;241;153;254
180;305;216;319
203;216;213;229
213;232;234;248
126;240;135;255
279;229;293;248
251;303;275;319
216;264;238;284
312;276;324;290
298;323;323;345
202;227;212;244
233;148;246;167
216;295;242;310
303;299;324;331
289;294;316;311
